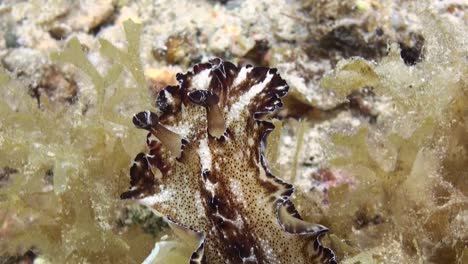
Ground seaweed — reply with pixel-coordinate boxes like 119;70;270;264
0;68;9;86
287;13;467;263
0;20;164;263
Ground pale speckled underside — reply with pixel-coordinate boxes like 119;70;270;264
121;59;336;264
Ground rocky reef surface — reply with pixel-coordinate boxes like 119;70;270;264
0;0;466;263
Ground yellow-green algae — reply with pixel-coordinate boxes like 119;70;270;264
0;68;8;86
0;20;168;263
274;13;467;264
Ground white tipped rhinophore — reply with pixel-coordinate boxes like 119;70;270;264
192;69;212;90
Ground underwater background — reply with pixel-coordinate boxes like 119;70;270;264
0;0;466;263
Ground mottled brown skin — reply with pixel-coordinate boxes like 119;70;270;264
122;59;336;264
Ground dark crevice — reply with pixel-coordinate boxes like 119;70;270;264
28;65;79;109
399;33;425;66
89;6;119;36
400;43;423;65
0;167;18;185
0;249;37;264
241;39;270;67
311;24;388;62
281;87;379;124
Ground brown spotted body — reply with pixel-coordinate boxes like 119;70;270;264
121;59;336;264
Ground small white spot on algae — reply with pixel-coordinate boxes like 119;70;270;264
53;156;80;195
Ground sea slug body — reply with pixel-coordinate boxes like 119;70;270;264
121;58;336;264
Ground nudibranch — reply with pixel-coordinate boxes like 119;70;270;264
121;58;336;264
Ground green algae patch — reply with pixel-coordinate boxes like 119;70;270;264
321;58;379;99
297;13;468;264
0;20;166;263
51;37;124;108
0;77;162;263
99;20;145;88
0;68;9;87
